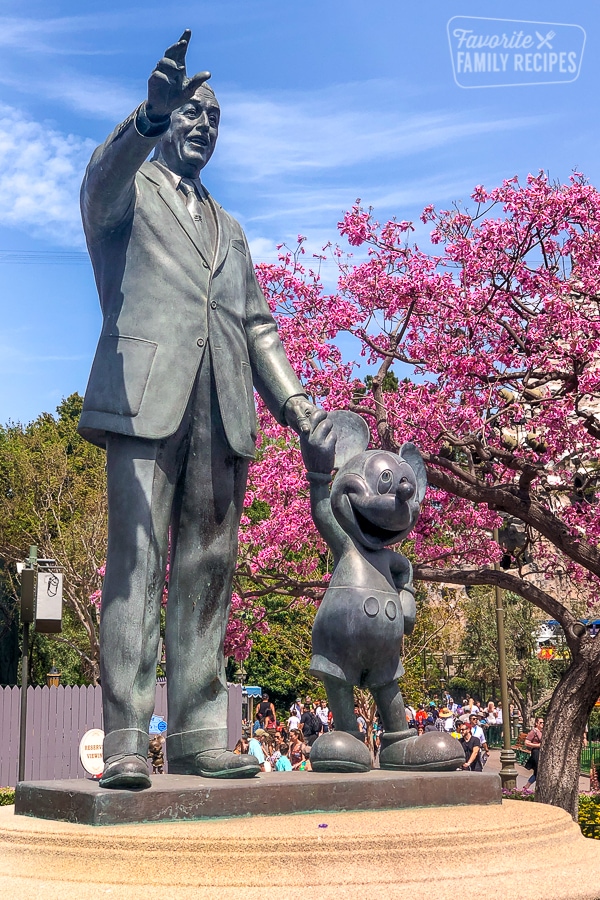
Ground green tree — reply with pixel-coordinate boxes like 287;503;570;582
0;395;107;683
242;597;322;713
458;587;555;725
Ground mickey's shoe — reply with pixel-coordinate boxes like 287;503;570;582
310;730;371;773
379;730;464;772
168;749;260;778
99;754;152;789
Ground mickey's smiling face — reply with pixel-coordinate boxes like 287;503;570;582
330;450;423;550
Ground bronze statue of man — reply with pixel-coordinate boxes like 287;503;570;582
78;31;316;788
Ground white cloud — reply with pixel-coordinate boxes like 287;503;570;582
0;104;93;246
214;81;547;182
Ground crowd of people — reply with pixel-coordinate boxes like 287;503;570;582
237;691;522;774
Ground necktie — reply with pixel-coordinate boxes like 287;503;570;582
179;178;203;226
179;178;217;253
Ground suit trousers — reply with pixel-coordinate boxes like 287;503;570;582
100;352;249;763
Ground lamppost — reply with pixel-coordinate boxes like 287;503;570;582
46;665;61;687
493;527;518;790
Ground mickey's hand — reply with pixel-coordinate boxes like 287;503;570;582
300;409;336;476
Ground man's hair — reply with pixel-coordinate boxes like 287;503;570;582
280;743;289;756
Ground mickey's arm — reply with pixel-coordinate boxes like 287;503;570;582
301;411;347;563
390;552;417;636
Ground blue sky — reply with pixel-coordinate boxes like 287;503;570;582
0;0;598;424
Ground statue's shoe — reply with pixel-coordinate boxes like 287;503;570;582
310;731;371;773
99;754;152;789
168;750;260;779
379;731;464;772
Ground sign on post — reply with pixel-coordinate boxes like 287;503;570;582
79;728;105;776
149;715;167;735
35;569;63;633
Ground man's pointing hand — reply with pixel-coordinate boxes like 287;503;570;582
146;30;211;122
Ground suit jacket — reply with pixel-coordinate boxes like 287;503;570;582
78;108;305;458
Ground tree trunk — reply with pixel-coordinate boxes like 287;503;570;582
536;636;600;819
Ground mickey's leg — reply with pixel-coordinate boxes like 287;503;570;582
310;676;371;773
323;676;360;738
371;680;412;735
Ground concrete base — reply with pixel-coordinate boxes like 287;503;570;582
15;769;500;825
1;801;600;899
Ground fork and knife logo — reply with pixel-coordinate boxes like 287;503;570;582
536;30;555;49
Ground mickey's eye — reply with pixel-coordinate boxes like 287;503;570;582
377;469;394;494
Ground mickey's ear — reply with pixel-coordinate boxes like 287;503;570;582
400;442;427;503
327;410;370;469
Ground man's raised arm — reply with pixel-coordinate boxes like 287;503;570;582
81;30;210;237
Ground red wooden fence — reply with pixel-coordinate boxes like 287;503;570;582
0;682;242;786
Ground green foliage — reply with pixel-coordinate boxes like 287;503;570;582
0;395;107;683
0;787;15;806
364;370;399;394
579;793;600;839
243;596;321;711
588;708;600;742
458;586;554;709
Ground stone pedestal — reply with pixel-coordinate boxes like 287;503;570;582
1;800;599;899
15;769;500;825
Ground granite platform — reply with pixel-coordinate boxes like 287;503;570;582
15;768;501;825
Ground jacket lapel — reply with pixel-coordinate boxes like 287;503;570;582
141;162;213;268
204;191;229;275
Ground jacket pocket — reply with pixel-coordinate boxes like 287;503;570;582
231;239;246;256
86;334;158;417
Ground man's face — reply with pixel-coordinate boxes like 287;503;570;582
157;87;220;177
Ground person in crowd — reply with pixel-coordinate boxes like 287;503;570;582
290;698;302;719
415;704;427;725
275;743;293;771
248;728;268;770
354;705;367;734
233;737;249;755
469;714;489;754
263;707;277;731
299;747;312;771
287;708;301;732
525;717;544;786
300;704;322;746
288;729;306;770
459;721;483;772
437;707;455;732
315;699;330;733
257;693;276;728
424;715;438;734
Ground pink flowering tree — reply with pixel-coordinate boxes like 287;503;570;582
241;174;600;818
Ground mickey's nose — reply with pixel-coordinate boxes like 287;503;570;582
396;479;414;502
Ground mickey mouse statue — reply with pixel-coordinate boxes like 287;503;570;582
301;409;463;774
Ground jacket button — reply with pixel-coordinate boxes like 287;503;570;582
197;338;205;347
202;261;210;269
210;301;217;309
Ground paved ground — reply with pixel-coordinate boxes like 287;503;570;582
1;797;600;898
485;747;592;792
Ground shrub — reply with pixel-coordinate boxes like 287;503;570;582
502;787;536;801
0;788;15;806
578;793;600;840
